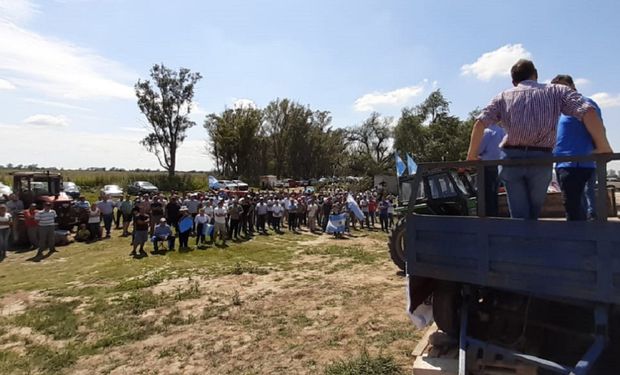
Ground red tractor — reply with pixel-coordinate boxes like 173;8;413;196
12;172;78;239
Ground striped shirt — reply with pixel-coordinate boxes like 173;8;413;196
0;213;11;229
35;209;57;227
478;80;594;149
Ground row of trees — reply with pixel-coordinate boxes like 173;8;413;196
135;64;476;181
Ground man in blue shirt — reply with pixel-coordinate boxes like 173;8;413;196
478;124;506;216
551;75;599;221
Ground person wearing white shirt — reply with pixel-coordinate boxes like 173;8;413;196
307;200;319;233
271;202;284;233
213;200;228;245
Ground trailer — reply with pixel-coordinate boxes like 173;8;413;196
404;154;620;375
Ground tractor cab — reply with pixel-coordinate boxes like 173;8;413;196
12;172;77;230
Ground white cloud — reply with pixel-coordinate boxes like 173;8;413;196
590;93;620;109
461;44;532;81
0;0;38;23
0;19;135;100
353;81;427;112
574;78;590;86
23;114;69;127
24;98;90;111
232;98;257;109
0;77;15;89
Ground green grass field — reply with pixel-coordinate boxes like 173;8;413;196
0;228;417;375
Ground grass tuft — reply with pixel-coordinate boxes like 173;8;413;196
13;301;80;340
324;350;403;375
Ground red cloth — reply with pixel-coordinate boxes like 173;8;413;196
23;209;38;228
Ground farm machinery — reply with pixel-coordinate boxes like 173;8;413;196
12;172;78;244
402;154;620;374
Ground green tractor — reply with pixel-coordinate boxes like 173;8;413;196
388;169;477;271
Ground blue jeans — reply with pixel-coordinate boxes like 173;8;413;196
499;149;552;220
584;171;597;219
102;214;114;235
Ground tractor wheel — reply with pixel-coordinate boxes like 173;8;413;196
388;217;407;272
433;281;462;337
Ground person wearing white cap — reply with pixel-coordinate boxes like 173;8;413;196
152;217;175;253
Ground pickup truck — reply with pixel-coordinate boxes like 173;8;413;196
403;154;620;375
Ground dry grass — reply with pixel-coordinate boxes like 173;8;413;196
0;229;418;374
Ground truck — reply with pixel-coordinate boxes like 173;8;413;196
403;154;620;374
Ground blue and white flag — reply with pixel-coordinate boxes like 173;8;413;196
203;223;214;236
179;216;193;233
208;176;220;189
395;153;406;177
326;213;347;234
406;154;417;175
346;194;365;221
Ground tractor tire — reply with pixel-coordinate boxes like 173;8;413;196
432;281;462;337
388;217;407;272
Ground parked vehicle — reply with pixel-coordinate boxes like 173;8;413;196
0;182;13;197
62;181;81;199
101;184;124;199
127;181;159;195
403;154;620;374
12;172;78;233
232;179;249;192
260;175;277;189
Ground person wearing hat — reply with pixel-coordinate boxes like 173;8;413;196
152;217;175;253
177;206;192;249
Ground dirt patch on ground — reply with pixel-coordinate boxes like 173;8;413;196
0;291;44;317
68;233;415;374
0;230;417;375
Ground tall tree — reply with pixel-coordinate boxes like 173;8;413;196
135;64;202;177
393;90;473;163
347;112;394;175
204;106;263;179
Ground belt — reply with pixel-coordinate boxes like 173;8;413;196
503;145;552;153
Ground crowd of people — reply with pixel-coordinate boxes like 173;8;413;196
0;188;398;261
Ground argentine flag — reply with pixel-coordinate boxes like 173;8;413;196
208;176;220;189
346;194;365;221
406;154;417;175
326;213;347;234
395;153;406;177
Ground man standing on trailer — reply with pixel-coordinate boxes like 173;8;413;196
466;59;612;219
551;74;602;221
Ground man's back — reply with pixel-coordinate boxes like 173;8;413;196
479;81;592;148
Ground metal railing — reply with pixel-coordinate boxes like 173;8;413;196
407;153;620;222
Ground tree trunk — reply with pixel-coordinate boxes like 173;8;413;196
168;146;176;177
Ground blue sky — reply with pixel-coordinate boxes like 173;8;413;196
1;0;619;171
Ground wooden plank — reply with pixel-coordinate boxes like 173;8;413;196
413;355;458;375
412;323;437;357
